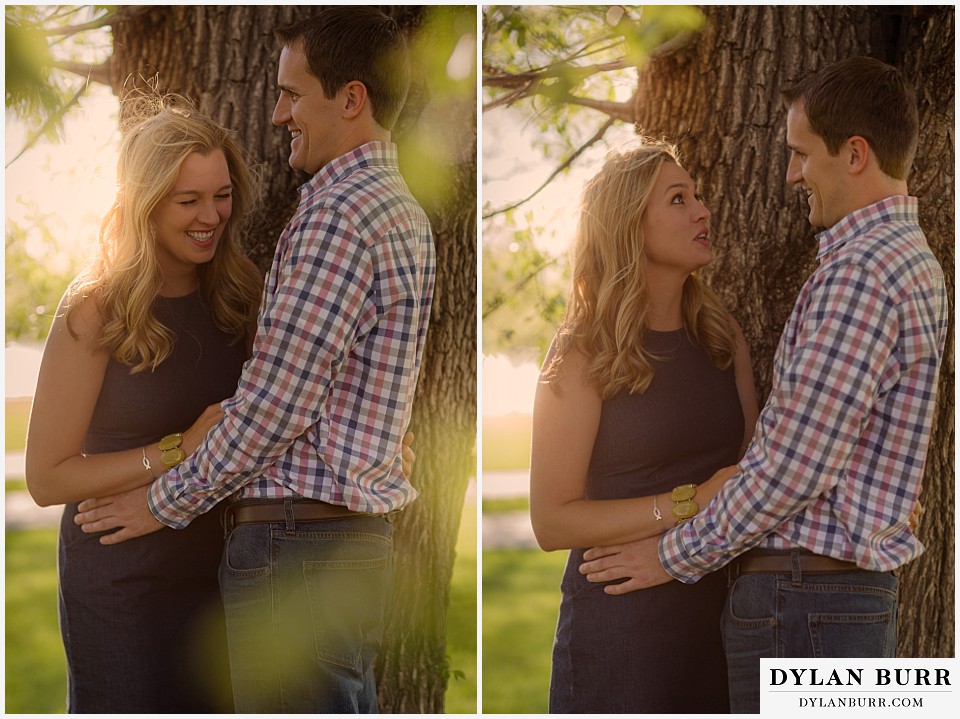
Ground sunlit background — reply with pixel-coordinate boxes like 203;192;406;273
6;83;119;390
481;78;636;488
6;12;117;477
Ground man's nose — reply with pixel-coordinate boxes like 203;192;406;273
272;95;289;127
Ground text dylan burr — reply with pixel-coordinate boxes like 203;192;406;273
770;668;950;687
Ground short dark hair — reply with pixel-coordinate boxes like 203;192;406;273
275;7;410;131
781;56;919;180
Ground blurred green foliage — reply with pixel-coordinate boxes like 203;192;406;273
5;217;77;343
397;5;477;214
5;5;114;163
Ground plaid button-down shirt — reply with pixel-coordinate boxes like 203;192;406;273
661;196;948;581
149;142;435;528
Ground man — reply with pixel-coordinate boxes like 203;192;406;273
578;56;948;712
77;8;435;713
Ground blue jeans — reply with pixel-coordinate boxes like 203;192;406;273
722;560;899;713
219;510;394;713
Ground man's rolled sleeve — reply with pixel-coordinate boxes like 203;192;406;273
659;520;710;582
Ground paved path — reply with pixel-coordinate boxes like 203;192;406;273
481;469;538;549
5;452;63;529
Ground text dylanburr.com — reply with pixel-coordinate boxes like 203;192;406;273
761;659;958;716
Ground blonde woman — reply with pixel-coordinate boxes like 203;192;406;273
26;94;263;712
530;142;759;713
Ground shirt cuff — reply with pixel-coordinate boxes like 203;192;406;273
147;468;195;530
658;523;705;584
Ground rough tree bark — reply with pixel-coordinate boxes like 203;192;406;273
106;5;476;711
628;5;954;656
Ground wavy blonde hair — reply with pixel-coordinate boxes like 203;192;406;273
545;141;737;400
66;92;263;373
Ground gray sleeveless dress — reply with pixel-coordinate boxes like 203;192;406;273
57;291;248;713
549;328;743;713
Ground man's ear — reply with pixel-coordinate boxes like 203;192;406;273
846;135;870;175
341;81;368;120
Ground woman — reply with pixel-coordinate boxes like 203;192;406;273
25;94;262;712
530;141;759;713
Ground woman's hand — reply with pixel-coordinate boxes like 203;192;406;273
401;431;415;476
908;481;923;533
907;500;923;532
180;403;224;457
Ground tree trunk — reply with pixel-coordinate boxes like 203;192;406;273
893;6;955;658
630;5;954;657
108;5;476;711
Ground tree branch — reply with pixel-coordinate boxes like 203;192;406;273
561;93;635;122
41;11;115;39
42;5;152;41
512;35;627;77
483;59;628;89
51;60;113;87
482;115;617;220
482;83;533;112
484;78;636;121
482;256;561;319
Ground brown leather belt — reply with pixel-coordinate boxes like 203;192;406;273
226;499;366;526
734;549;862;574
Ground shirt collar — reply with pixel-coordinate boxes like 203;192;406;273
816;195;919;262
299;141;399;197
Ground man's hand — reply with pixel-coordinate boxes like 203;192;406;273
75;485;165;545
579;535;673;594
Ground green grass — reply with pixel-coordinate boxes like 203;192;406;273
481;496;530;514
482;413;531;471
5;528;67;713
445;494;477;713
482;548;567;713
6;398;31;453
4;503;478;713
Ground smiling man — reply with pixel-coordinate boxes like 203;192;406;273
579;56;948;713
75;7;435;713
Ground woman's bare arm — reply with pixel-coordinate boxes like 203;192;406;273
25;292;219;506
529;346;724;551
